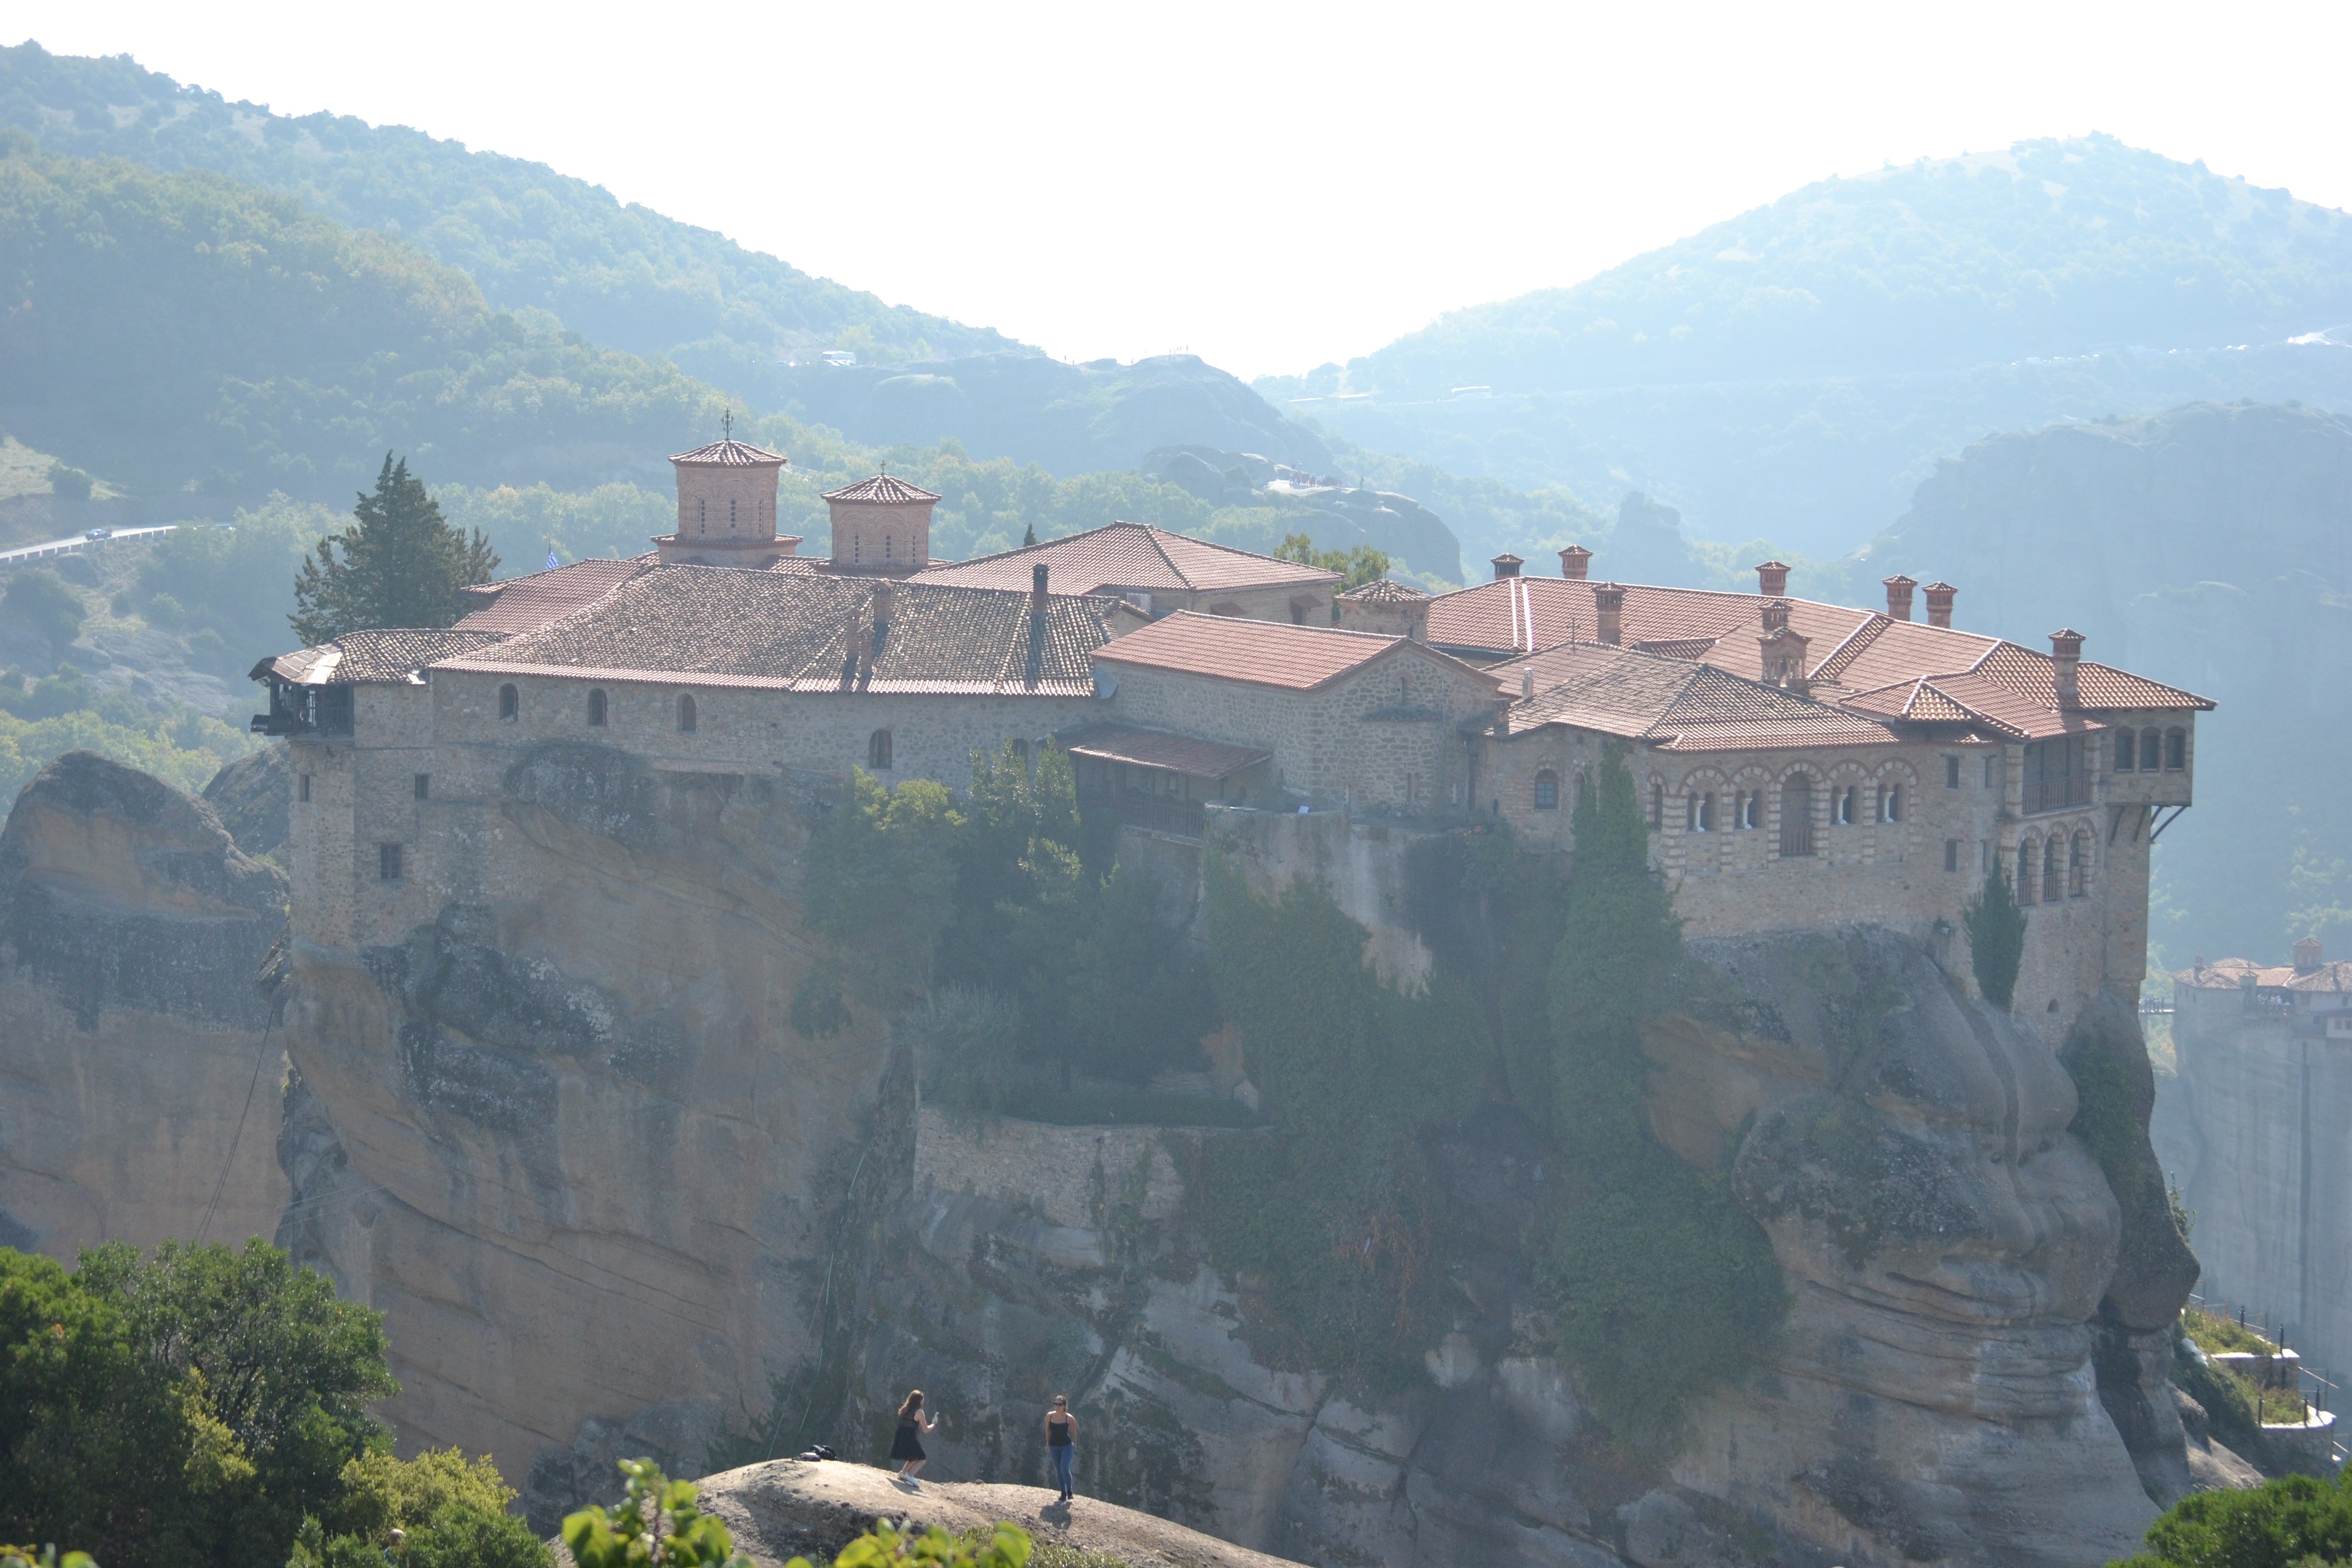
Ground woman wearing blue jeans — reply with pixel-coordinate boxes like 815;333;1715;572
1043;1395;1077;1501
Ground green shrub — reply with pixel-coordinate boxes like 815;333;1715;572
563;1459;751;1568
1;568;84;648
1964;864;2027;1009
2116;1468;2352;1566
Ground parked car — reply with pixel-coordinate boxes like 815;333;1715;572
83;527;111;541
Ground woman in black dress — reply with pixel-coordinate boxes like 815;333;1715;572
890;1389;937;1482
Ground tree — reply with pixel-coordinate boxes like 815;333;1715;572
799;770;962;1003
1963;861;2028;1009
1274;532;1390;592
290;454;497;643
2117;1468;2352;1567
0;568;85;649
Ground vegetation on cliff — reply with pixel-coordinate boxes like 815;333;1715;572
2117;1465;2352;1567
1964;862;2027;1010
291;456;498;643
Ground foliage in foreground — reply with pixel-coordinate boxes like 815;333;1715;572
2114;1466;2352;1567
0;1238;401;1568
291;455;497;644
1963;861;2027;1010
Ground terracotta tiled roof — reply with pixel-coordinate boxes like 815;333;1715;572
2177;959;2352;993
435;569;1109;697
1837;677;1982;725
454;560;651;634
1501;643;1896;751
1914;673;2107;741
823;473;942;504
1968;643;2214;712
911;523;1339;597
669;438;789;467
1336;577;1431;603
1092;611;1424;691
1055;723;1270;778
265;628;508;685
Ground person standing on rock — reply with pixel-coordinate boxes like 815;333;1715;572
1043;1394;1079;1502
891;1389;938;1483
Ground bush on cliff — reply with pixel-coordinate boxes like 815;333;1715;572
1534;745;1785;1452
2116;1466;2352;1567
1964;862;2027;1009
0;1238;404;1568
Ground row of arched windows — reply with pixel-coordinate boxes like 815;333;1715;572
497;683;696;732
693;496;770;537
2018;828;2094;904
2114;726;2188;773
1530;768;1903;861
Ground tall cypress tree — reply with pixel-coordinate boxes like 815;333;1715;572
289;454;497;643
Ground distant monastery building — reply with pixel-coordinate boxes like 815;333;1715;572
254;434;2212;1038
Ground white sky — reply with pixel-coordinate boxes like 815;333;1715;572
11;1;2352;379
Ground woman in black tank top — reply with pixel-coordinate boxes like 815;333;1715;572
1043;1393;1079;1502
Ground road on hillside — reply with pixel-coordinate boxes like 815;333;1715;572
0;524;182;566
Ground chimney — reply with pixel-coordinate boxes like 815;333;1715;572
1882;574;1917;622
1594;582;1625;646
1923;580;1956;629
1558;545;1592;580
1031;561;1050;617
2048;628;2084;707
1760;597;1790;633
1755;560;1790;597
1520;665;1535;700
1757;600;1809;693
1025;565;1048;686
1491;553;1524;580
2295;937;2324;975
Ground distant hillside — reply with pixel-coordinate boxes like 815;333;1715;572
0;40;1017;371
1266;137;2352;554
1859;399;2352;959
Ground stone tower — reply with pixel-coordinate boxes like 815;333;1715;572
821;473;942;575
657;434;797;567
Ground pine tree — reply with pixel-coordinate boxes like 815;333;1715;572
1022;522;1037;547
289;454;497;643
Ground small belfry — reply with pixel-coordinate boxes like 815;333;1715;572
656;418;798;566
821;470;941;575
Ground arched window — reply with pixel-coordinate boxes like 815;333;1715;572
1687;791;1717;832
2018;839;2038;904
1737;790;1760;830
854;537;863;565
2044;835;2061;896
1650;779;1664;829
729;498;738;531
1779;773;1815;857
498;683;518;722
1834;785;1856;826
697;497;706;536
677;693;697;733
2140;730;2161;771
2165;728;2187;771
869;728;893;770
586;689;607;727
2114;728;2137;772
1533;769;1559;811
885;534;895;561
2070;830;2092;897
1880;783;1903;823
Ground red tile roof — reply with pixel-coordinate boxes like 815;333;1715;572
1056;723;1270;778
265;628;509;685
1092;611;1420;691
911;523;1339;597
823;473;942;504
2177;959;2352;993
1501;644;1897;751
455;559;651;634
1336;577;1431;603
669;438;789;467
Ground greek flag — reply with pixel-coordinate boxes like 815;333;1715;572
545;549;560;570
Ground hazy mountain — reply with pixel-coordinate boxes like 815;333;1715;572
0;40;1018;370
1264;138;2352;555
1858;399;2352;959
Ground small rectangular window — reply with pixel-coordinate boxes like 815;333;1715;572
1984;755;1999;788
414;773;430;800
1945;756;1961;789
298;774;312;802
2165;729;2186;771
1944;839;1960;872
379;843;403;882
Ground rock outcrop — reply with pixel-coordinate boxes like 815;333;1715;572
685;1459;1302;1568
0;749;288;1254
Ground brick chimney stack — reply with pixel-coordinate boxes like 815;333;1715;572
1520;664;1535;700
1923;581;1957;629
1755;560;1790;597
1594;582;1625;646
1492;553;1524;580
1031;562;1050;616
2295;937;2325;974
1558;545;1592;580
1758;601;1810;694
1883;574;1917;622
2049;628;2084;707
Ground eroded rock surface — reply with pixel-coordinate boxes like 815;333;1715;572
0;749;289;1254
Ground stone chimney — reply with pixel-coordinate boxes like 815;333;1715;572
2049;628;2084;708
1594;582;1625;646
1520;665;1535;700
1755;560;1790;597
1558;545;1592;580
1025;565;1048;687
1883;574;1917;622
1758;600;1809;693
1923;581;1957;629
2295;937;2324;975
1031;562;1050;616
1492;553;1524;580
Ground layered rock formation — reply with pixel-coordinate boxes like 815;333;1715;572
268;747;894;1529
0;750;288;1255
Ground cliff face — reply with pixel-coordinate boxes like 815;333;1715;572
837;918;2188;1568
0;749;289;1255
268;744;894;1529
